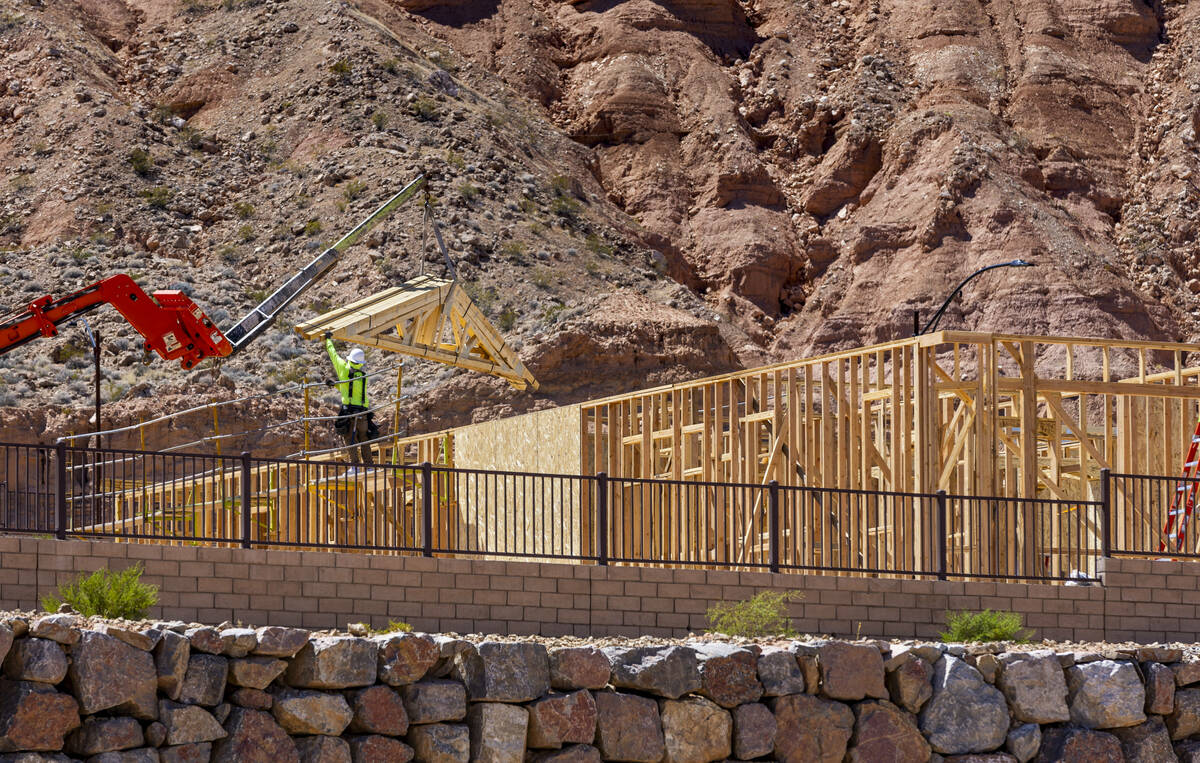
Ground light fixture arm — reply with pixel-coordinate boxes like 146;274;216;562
918;260;1035;335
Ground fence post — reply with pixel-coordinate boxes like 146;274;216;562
936;490;948;581
1100;468;1111;558
54;442;67;540
597;472;609;566
240;452;251;549
768;480;780;573
421;462;433;557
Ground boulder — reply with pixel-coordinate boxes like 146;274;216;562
86;749;160;762
375;633;438;687
1035;727;1123;763
94;624;159;652
286;637;377;690
155;631;191;701
847;699;930;763
1137;647;1183;663
399;679;466;724
220;629;257;658
661;696;731;763
186;627;233;655
466;703;528;763
772;693;854;763
943;755;1018;762
694;644;762;708
529;745;602;763
347;686;408;735
253;627;309;658
1174;662;1200;687
1168;687;1200;740
2;638;67;684
732;703;775;760
0;624;12;665
976;654;1000;684
1111;717;1177;762
228;657;287;690
429;637;474;679
1006;723;1041;763
178;654;228;707
818;641;887;701
212;708;298;763
757;647;804;696
145;721;167;747
549;647;611;690
158;700;227;745
348;735;414;763
997;652;1070;724
294;735;351;763
886;653;933;713
0;679;80;753
160;743;213;763
1066;660;1146;729
67;717;144;756
527;690;596;749
919;656;1009;754
603;646;701;699
1146;661;1177;715
229;688;273;710
29;615;81;646
406;723;469;763
272;689;353;736
594;691;665;763
1179;740;1200;763
68;631;157;718
454;642;549;703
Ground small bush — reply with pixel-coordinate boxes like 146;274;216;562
706;590;802;639
458;182;479;202
499;240;526;258
42;564;158;619
498;307;517;331
303;219;322;236
139;187;172;209
329;58;351;76
940;609;1031;643
128;148;154;177
550;195;581;219
445;149;466;170
238;224;255;242
369;619;413;635
410;97;439;121
371;110;389;130
233;201;255;219
531;267;554;289
342;179;368;202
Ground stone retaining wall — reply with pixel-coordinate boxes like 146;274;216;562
5;538;1194;642
3;612;1200;761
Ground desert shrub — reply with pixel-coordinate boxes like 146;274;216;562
940;609;1031;643
42;564;158;620
233;201;255;219
329;58;351;76
458;182;479;202
706;590;802;639
303;219;322;236
342;179;368;202
139;187;172;209
550;194;581;219
498;307;517;331
369;619;413;635
410;97;439;121
371;110;389;130
128;149;154;176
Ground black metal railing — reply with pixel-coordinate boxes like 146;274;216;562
0;441;1153;582
1108;472;1200;558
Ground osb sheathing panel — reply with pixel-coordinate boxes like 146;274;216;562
452;405;586;558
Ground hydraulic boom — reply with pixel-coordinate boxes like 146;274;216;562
0;274;231;370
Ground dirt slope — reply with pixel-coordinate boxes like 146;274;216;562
0;0;1197;451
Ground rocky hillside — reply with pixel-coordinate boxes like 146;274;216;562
0;0;1197;451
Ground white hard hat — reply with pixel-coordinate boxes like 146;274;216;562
348;348;365;364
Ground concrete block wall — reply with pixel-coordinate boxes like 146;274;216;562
0;536;1188;642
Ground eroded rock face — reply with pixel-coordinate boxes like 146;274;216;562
1066;660;1146;729
0;679;80;753
527;690;597;749
996;652;1070;724
660;695;731;763
67;631;157;717
375;633;439;687
286;638;378;690
604;646;701;700
919;656;1009;755
466;702;528;763
772;693;854;763
211;708;298;763
593;691;665;763
818;642;887;701
455;642;549;703
847;700;930;763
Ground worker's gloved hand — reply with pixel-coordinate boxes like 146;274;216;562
323;331;333;340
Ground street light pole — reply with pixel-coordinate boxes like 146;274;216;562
915;259;1036;336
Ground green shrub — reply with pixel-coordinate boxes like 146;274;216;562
410;96;439;121
329;58;351;76
342;180;368;202
233;201;255;219
303;219;322;236
139;187;172;209
458;182;479;202
371;110;389;130
369;619;413;635
706;590;802;639
42;564;158;619
550;195;581;219
940;609;1031;643
128;149;154;177
498;307;516;331
238;224;255;242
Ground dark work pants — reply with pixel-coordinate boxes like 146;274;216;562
342;408;375;465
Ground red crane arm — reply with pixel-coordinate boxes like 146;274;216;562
0;274;232;370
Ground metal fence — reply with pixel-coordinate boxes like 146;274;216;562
0;441;1138;581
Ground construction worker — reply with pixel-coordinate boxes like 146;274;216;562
324;332;375;465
